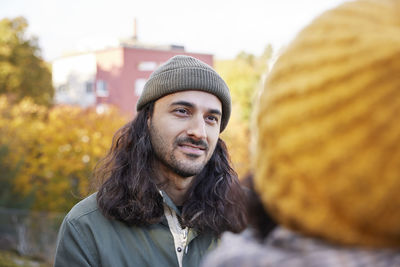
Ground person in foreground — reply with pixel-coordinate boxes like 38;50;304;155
201;0;400;266
54;55;247;267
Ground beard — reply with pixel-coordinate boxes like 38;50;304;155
149;122;211;178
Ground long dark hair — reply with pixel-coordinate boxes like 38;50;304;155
96;102;247;235
241;173;276;240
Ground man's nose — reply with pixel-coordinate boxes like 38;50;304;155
186;115;207;140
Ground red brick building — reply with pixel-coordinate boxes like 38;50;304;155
52;44;213;118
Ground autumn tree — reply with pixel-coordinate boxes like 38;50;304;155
0;96;127;211
0;17;53;106
217;46;272;177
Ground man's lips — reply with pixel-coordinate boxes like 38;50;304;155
179;142;206;150
178;142;206;155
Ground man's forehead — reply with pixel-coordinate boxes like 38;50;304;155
156;90;222;111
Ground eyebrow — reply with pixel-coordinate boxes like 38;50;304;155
171;101;222;116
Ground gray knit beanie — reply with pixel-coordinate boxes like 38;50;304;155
136;55;231;132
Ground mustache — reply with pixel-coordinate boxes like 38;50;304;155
175;137;208;150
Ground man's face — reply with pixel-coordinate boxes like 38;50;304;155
148;90;222;178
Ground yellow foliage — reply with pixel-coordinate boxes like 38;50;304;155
0;96;127;211
0;17;54;105
216;48;272;178
221;104;252;177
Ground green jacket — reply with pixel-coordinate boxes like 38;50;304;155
54;192;218;267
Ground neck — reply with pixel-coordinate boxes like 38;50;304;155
155;165;195;206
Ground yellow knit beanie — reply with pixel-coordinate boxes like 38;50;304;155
255;0;400;247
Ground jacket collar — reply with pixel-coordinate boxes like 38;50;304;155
159;190;199;242
160;190;182;216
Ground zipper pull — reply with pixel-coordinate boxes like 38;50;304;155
183;228;187;239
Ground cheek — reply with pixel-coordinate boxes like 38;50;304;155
207;130;220;150
153;118;182;144
163;124;181;141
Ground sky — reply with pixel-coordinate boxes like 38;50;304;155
1;0;349;61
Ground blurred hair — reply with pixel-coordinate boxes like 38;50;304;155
241;173;277;240
95;102;247;235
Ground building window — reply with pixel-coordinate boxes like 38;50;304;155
135;79;147;96
57;84;68;92
85;81;94;93
138;61;157;71
96;80;109;97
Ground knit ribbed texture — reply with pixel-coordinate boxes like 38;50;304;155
255;0;400;247
136;55;231;132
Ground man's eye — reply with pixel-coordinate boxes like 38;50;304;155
206;115;218;123
174;108;189;115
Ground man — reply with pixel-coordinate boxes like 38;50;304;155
54;55;247;267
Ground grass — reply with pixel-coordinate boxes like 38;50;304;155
0;250;51;267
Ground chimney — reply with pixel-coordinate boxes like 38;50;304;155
133;18;138;41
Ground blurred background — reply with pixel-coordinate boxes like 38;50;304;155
0;0;347;266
